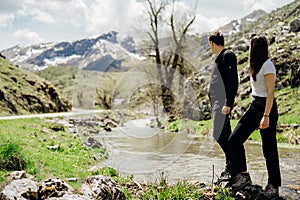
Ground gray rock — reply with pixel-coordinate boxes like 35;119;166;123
0;172;127;200
290;18;300;32
82;137;103;148
7;170;26;180
47;194;90;200
0;178;38;200
81;175;126;200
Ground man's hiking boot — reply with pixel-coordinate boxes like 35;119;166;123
231;173;252;190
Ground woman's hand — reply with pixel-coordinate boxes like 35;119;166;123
260;116;269;129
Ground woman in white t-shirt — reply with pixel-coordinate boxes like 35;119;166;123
228;35;281;199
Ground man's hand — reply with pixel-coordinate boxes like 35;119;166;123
221;106;231;115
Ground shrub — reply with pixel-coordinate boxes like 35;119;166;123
0;142;26;171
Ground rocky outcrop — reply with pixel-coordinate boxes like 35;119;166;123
0;57;71;115
0;172;125;200
68;114;118;134
182;72;211;120
83;137;103;148
81;175;126;200
289;18;300;32
0;53;5;59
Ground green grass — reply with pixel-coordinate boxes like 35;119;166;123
168;84;300;145
214;187;235;200
250;87;300;143
0;118;108;185
107;173;236;200
138;181;206;199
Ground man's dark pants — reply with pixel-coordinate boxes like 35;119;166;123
211;100;233;173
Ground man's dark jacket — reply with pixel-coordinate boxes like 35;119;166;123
209;48;238;108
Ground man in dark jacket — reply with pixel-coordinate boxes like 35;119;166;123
208;31;238;182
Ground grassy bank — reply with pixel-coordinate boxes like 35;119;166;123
0;118;108;186
0;117;237;199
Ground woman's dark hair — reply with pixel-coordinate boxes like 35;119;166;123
208;31;224;46
249;34;269;81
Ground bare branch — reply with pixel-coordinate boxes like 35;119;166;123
179;15;196;44
147;31;155;43
170;13;178;46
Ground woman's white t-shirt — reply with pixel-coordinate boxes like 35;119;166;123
251;59;276;97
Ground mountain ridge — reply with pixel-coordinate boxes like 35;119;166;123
218;9;268;35
1;31;142;71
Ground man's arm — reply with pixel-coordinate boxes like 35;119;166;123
222;52;238;110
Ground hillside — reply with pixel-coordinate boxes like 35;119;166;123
0;56;71;116
227;0;300;110
187;0;300;113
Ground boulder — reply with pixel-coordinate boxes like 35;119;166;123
289;18;300;32
81;175;126;200
0;178;38;200
82;137;103;148
35;178;74;199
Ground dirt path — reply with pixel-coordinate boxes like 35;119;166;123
0;109;104;120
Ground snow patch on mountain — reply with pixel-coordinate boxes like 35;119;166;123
219;9;267;35
44;54;82;67
1;31;144;71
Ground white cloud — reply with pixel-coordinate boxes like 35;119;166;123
30;9;56;24
228;0;293;13
137;1;230;35
238;0;273;11
87;0;146;34
193;14;230;33
11;0;146;34
0;14;14;27
14;29;44;45
166;1;195;21
0;0;22;13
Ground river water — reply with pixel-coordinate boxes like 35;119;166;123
96;119;300;190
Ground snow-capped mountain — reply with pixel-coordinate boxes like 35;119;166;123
1;31;144;71
218;9;267;35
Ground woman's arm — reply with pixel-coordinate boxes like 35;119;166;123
260;73;275;129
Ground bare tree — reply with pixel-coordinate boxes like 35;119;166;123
145;0;196;116
146;0;166;85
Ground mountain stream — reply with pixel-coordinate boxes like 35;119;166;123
96;118;300;191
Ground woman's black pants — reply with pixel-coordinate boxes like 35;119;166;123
229;96;281;187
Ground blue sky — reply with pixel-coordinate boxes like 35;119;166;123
0;0;294;51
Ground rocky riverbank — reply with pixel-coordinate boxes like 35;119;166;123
1;170;300;200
